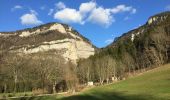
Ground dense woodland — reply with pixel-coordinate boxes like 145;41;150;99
0;12;170;95
0;51;79;94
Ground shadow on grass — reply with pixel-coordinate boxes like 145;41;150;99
60;91;160;100
11;95;57;100
14;91;164;100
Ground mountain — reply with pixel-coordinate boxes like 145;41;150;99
0;22;95;63
0;11;170;96
75;11;170;84
99;11;170;67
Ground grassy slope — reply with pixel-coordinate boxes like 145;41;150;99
60;64;170;100
13;64;170;100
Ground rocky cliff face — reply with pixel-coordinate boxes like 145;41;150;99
0;23;95;63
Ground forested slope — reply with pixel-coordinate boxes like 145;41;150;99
77;11;170;84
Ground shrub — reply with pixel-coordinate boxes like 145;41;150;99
32;88;48;95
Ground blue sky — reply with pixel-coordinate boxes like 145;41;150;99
0;0;170;48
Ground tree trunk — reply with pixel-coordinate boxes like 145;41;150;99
128;67;131;75
99;77;103;85
53;81;56;94
4;83;7;93
23;80;26;95
106;78;109;84
133;67;135;75
14;72;18;93
113;66;116;78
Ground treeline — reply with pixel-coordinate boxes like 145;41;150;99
0;52;78;94
0;13;170;95
77;22;170;85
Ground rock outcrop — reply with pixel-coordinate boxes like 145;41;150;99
0;23;95;63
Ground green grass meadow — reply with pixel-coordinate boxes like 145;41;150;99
6;64;170;100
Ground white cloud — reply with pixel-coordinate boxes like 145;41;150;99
48;9;54;15
20;10;43;25
30;9;38;15
111;5;136;14
131;9;136;14
54;8;83;24
14;5;22;9
105;38;114;44
53;1;136;27
79;1;96;14
105;34;115;44
55;1;66;9
11;5;23;11
88;7;114;26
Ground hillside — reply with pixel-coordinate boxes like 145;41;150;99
75;11;170;86
17;64;170;100
105;12;170;64
1;11;170;99
105;11;170;65
0;22;95;63
60;64;170;100
0;22;96;94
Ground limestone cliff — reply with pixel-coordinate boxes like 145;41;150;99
0;23;95;63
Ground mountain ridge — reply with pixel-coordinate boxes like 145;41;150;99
96;11;170;70
0;11;170;96
0;22;96;63
107;11;170;48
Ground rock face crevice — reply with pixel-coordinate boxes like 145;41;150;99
0;23;95;63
